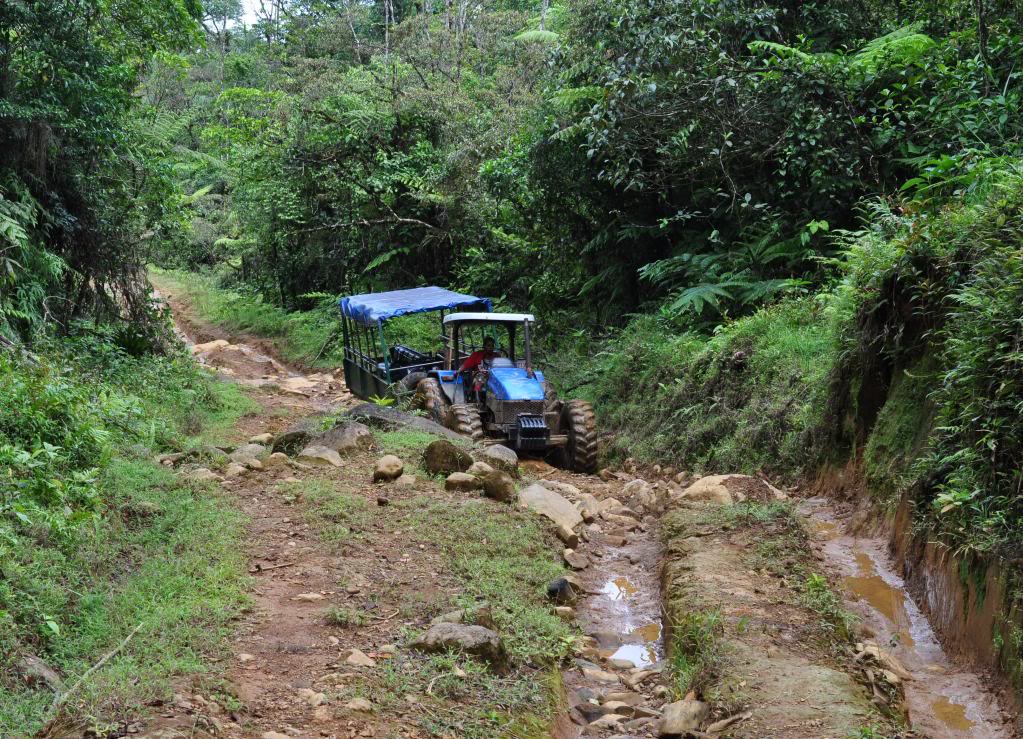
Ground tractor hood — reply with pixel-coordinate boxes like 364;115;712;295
487;367;546;401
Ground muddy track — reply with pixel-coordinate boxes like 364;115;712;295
142;284;1009;739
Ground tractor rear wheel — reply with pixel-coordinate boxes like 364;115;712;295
413;378;449;426
448;404;484;443
560;399;597;473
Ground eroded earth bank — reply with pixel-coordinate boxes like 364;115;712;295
143;288;1010;739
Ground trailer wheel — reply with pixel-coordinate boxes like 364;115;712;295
413;378;449;426
559;399;597;474
448;403;484;443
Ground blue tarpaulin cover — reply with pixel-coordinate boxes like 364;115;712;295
339;286;491;325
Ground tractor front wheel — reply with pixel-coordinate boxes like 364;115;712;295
413;378;449;427
448;403;484;443
559;399;597;474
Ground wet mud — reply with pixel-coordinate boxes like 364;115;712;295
800;497;1008;738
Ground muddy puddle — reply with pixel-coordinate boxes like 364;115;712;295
583;537;665;669
800;497;1007;738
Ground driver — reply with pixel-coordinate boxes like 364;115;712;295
458;336;499;374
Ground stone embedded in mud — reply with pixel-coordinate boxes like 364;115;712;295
580;666;621;684
184;467;223;484
476;444;519;477
249;432;274;445
445;471;482;491
395;473;418;487
483;471;517;502
423;439;473;475
658;699;709;737
539;479;582;499
603;691;645;706
467;461;495;478
518;483;583;530
410;622;507;666
555;606;575;621
191;339;230;355
297;688;326;706
224;463;247;478
563;548;590;570
601;701;635;717
345;697;374;712
265;452;289;468
547;576;579;605
345;648;377;667
261;732;291;739
589;713;629;729
374;454;404;482
298;444;344;467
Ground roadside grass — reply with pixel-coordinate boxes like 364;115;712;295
0;335;251;735
372;429;467;477
284;466;572;737
150;268;342;369
280;478;372;549
562;299;841;479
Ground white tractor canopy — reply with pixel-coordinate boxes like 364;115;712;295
443;311;535;324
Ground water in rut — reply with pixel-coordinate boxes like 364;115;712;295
800;497;1007;738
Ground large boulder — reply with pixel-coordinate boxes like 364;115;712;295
679;473;789;506
315;421;373;456
518;483;583;530
678;475;737;505
374;455;404;482
15;654;63;692
298;445;343;467
230;443;267;464
476;444;519;477
423;439;473;475
658;699;708;737
483;471;516;503
271;418;322;455
409;623;506;666
343;404;463;440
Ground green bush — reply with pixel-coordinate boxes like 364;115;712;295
576;298;841;478
0;330;250;733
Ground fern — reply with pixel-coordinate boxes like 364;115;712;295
514;29;560;44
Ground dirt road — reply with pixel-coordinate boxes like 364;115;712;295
140;286;1008;739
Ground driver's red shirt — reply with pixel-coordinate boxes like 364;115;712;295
459;350;496;372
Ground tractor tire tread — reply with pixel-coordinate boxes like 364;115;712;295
448;403;484;443
414;378;449;426
564;399;597;474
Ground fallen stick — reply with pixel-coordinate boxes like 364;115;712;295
250;561;296;573
49;622;144;715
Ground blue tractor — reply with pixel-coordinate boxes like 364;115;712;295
338;286;597;472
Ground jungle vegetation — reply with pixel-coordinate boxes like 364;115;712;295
2;0;1023;725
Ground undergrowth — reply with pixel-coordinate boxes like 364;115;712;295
0;329;251;734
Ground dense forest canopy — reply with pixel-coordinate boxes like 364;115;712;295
1;0;1020;335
